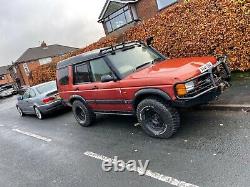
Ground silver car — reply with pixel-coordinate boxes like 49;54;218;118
16;81;66;119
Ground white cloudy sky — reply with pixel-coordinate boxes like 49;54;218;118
0;0;106;66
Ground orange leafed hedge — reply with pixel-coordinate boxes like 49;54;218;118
30;0;249;85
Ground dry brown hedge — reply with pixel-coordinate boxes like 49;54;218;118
30;0;249;85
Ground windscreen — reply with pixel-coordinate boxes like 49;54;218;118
107;45;162;78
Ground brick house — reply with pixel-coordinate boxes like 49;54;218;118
0;65;14;86
10;42;77;87
98;0;179;36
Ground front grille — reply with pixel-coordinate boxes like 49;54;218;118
175;60;230;99
179;73;214;98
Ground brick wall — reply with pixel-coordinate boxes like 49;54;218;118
135;0;159;21
18;60;40;86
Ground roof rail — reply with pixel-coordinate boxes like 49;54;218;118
99;40;143;55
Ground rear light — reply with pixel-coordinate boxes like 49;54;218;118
42;96;55;104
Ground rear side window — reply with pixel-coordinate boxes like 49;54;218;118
74;63;91;84
58;67;69;85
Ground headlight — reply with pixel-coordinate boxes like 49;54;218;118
176;81;195;97
185;81;195;92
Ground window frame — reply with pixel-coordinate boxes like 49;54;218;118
155;0;178;10
89;58;114;83
103;5;134;33
57;67;69;85
23;63;30;76
73;62;92;85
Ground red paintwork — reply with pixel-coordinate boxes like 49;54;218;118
58;56;217;112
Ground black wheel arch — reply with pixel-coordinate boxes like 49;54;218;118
132;88;172;110
68;95;87;106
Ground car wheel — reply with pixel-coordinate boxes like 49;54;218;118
72;100;96;127
17;106;25;117
136;97;180;139
34;106;43;120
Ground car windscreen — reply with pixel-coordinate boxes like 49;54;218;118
107;45;162;78
35;81;57;94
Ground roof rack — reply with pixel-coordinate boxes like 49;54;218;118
99;40;143;55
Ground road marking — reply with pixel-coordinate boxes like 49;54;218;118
12;129;52;142
84;151;199;187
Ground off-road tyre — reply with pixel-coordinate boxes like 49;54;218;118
136;97;180;139
72;100;96;127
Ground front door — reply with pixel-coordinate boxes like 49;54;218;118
89;58;125;112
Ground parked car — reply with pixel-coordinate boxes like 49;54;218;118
0;84;17;98
56;40;231;139
16;81;66;119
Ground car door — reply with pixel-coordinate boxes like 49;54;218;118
25;88;37;114
89;58;125;112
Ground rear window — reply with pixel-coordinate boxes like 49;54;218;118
35;81;57;94
57;67;69;85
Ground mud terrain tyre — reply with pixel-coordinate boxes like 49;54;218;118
72;100;96;127
136;98;180;139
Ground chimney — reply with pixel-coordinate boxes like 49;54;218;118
40;41;47;48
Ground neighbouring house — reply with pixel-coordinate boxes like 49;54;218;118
98;0;179;36
0;65;14;86
10;42;78;87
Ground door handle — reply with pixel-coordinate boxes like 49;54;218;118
74;87;79;91
91;86;99;90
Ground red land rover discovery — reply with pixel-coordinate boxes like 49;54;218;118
56;41;231;138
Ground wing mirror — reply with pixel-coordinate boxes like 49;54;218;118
146;36;154;46
101;75;115;83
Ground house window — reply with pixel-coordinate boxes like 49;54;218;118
13;67;17;74
156;0;178;10
39;57;52;65
104;6;134;33
0;75;5;80
23;63;30;76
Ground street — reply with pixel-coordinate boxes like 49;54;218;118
0;96;249;187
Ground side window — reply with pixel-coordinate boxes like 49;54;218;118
23;89;30;99
29;89;36;98
90;58;113;82
57;67;69;85
74;63;91;84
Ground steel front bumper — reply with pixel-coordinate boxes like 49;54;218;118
173;56;231;108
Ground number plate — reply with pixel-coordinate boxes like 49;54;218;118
199;62;213;73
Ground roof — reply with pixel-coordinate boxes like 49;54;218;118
98;0;138;22
57;41;143;69
15;44;78;63
57;49;102;69
0;65;11;75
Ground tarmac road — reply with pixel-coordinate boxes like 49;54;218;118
0;96;249;187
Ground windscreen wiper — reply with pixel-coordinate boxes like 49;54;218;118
136;62;152;70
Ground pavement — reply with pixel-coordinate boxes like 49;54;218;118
201;75;250;111
0;96;250;187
